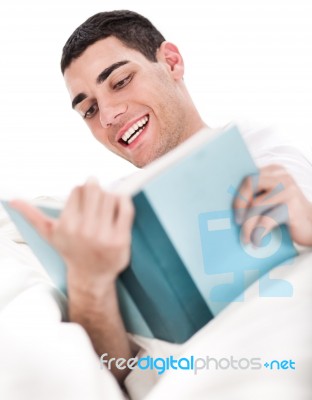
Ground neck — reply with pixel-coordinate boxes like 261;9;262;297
180;108;208;143
179;85;208;142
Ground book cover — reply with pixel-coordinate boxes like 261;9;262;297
1;125;297;343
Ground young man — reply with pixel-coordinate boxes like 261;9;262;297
11;10;312;391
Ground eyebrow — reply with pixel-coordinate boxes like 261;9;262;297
71;60;130;109
96;60;130;84
72;93;87;109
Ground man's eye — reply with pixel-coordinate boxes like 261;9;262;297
83;104;99;119
113;74;133;90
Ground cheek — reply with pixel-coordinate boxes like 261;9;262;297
152;83;181;121
94;132;110;148
88;123;123;156
157;98;179;129
87;121;109;146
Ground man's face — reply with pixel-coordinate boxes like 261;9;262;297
64;37;201;167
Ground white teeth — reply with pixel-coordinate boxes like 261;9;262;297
121;116;149;142
128;128;143;144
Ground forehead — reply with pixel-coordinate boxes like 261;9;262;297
64;36;148;98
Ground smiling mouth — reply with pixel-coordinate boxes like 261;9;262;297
119;115;149;146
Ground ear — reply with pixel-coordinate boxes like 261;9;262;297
157;41;184;80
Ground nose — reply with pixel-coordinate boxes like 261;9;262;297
98;101;128;128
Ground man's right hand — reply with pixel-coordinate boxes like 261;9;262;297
10;179;135;294
11;180;135;384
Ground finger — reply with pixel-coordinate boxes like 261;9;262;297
233;173;259;224
234;165;289;225
80;178;103;233
242;201;276;227
251;186;290;208
241;214;260;245
249;165;292;199
261;204;289;227
60;186;83;227
242;204;289;246
115;196;135;236
97;192;119;239
253;211;287;247
81;177;101;212
9;199;55;241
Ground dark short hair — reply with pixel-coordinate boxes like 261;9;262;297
61;10;166;74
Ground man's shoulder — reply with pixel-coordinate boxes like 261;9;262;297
235;120;282;154
233;119;312;200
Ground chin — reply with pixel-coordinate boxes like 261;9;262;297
129;153;152;169
127;146;167;168
132;159;148;169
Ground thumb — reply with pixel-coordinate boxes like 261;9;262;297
9;199;55;242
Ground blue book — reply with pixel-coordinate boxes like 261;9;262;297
1;125;297;343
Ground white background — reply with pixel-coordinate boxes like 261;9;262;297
0;0;311;198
